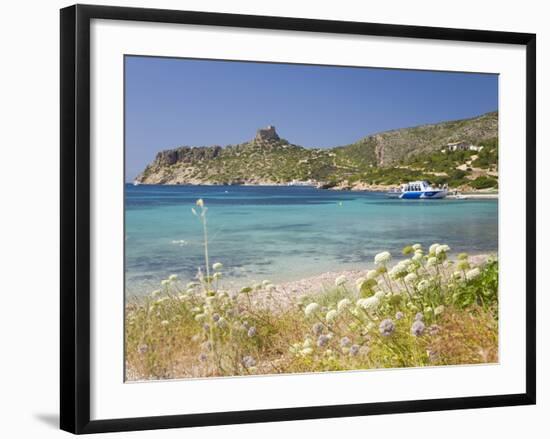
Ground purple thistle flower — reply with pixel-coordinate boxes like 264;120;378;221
137;344;148;354
212;313;220;322
242;355;256;368
317;334;330;347
247;326;257;337
395;311;404;320
198;352;208;362
411;320;426;336
415;312;424;321
379;318;395;337
312;322;324;336
350;345;360;356
340;336;351;348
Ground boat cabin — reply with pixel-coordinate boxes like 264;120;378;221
402;181;432;192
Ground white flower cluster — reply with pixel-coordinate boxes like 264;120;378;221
404;272;418;284
325;309;338;323
366;269;378;280
335;275;347;287
304;302;320;317
466;267;481;280
389;259;412;279
374;251;392;265
357;296;380;311
435;244;450;256
337;298;352;312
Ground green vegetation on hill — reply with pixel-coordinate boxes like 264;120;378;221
136;111;498;190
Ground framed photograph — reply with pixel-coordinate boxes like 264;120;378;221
60;4;536;434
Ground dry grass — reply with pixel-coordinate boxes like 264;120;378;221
427;306;498;365
125;259;498;380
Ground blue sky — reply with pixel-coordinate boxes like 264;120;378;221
125;56;498;181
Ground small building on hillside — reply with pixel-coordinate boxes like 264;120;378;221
446;141;484;152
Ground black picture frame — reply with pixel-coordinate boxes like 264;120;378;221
60;4;536;434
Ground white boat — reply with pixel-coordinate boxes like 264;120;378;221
287;179;315;186
447;192;469;200
133;180;140;186
386;180;448;199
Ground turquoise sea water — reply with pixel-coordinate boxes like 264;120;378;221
125;184;498;296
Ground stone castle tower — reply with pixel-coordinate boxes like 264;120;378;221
255;125;280;142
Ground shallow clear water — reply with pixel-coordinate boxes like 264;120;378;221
125;184;498;296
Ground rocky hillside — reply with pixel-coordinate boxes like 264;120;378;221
135;112;498;188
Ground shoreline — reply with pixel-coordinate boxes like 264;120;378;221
129;182;498;198
127;253;496;309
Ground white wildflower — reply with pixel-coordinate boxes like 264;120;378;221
212;262;223;271
434;305;445;316
412;243;422;251
374;251;392;265
337;298;352;312
466;267;481;280
426;257;438;267
389;261;408;279
335;275;347;287
366;269;379;280
355;277;366;289
429;243;440;254
151;289;161;298
161;279;170;286
326;309;338;323
405;272;418;284
168;274;178;281
436;244;450;255
357;296;380;311
304;302;321;317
